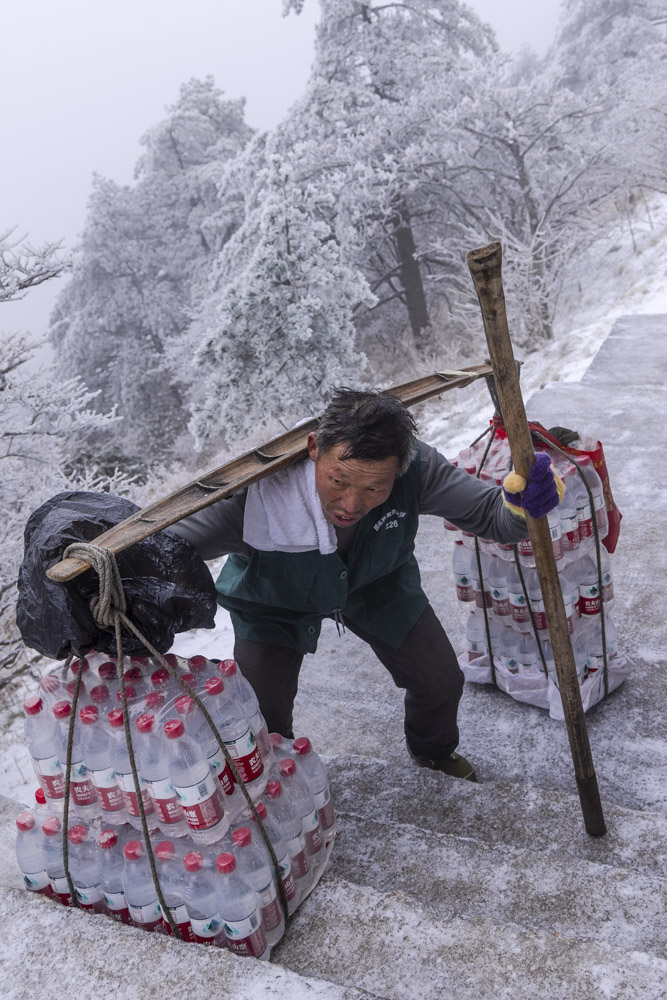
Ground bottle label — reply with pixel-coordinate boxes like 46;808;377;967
225;729;264;784
302;808;323;855
286;834;310;878
313;787;335;832
509;591;530;624
579;583;601;616
129;900;161;925
89;766;124;812
529;597;548;631
70;768;98;806
222;911;267;958
190;913;223;942
22;869;50;892
490;585;511;617
278;854;297;900
161;905;197;942
561;515;580;551
206;747;236;796
50;875;73;903
473;586;492;610
258;880;282;930
550;522;563;560
104;889;127;912
116;770;155;817
146;776;184;825
602;572;614;603
467;639;485;662
33;756;65;800
173;771;225;831
502;655;519;674
577;500;594;540
75;883;104;907
455;574;474;602
517;538;533;557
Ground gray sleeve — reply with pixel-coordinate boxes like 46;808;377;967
167;491;251;561
417;440;528;543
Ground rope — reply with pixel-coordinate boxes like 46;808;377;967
61;541;290;925
473;424;499;686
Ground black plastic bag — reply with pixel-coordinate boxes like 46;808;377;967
16;491;218;660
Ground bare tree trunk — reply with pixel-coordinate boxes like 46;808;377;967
390;197;429;342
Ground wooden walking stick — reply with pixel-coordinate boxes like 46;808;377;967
467;241;606;838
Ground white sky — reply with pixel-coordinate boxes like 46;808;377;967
1;0;563;340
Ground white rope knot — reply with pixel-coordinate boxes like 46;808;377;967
62;542;127;628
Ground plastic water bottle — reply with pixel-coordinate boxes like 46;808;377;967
133;709;189;838
15;810;53;897
559;495;580;556
539;637;557;681
264;779;312;894
98;827;132;924
23;695;65;806
201;677;266;793
107;707;156;831
452;544;475;605
599;548;614;606
248;801;299;915
506;562;531;631
292;737;336;841
155;839;197;941
67;823;106;913
576;455;608;538
78;704;125;817
576;554;603;618
214;852;269;959
122;839;163;931
524;570;548;632
517;633;539;674
163;718;228;845
500;628;521;674
232;825;285;947
465;613;486;662
558;564;578;633
51;700;99;817
217;660;272;762
278;758;325;864
40;815;72;905
180;850;226;946
471;552;493;611
548;507;563;562
578;616;618;674
488;558;511;620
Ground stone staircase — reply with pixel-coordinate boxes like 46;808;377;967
2;315;665;998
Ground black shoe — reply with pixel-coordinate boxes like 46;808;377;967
407;746;478;782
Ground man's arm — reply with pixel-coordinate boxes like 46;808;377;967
168;491;251;561
417;440;528;544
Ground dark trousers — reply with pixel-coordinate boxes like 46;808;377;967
233;604;465;761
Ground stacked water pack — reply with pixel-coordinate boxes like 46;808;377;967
447;431;632;719
16;651;336;958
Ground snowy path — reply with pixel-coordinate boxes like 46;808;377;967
1;313;666;999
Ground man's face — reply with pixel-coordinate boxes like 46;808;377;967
307;433;399;528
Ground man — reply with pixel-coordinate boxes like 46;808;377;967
172;388;559;782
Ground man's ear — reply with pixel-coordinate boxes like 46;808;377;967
307;433;318;462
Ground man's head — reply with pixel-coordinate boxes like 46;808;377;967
307;388;417;528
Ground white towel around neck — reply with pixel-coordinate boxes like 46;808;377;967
243;458;337;555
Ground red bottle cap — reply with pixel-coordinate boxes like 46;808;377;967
144;692;165;711
117;685;137;702
155;840;176;861
292;737;312;756
71;658;89;675
135;712;156;734
42;816;62;836
164;719;185;739
123;840;144;861
188;656;207;672
124;667;143;683
265;780;282;799
98;828;118;849
218;659;237;678
163;654;179;670
174;696;194;716
183;851;204;872
279;758;296;777
108;708;124;728
180;674;197;688
215;852;236;875
66;680;86;697
204;677;223;696
232;826;251;848
23;695;43;716
252;801;268;820
151;668;169;688
52;700;72;720
98;661;117;680
269;732;284;747
34;788;47;806
40;674;61;695
130;656;149;667
16;812;36;832
90;684;110;704
68;824;88;845
79;705;99;725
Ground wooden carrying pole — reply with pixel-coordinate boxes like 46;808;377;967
467;241;606;838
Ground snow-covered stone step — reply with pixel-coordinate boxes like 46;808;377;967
275;875;667;1000
327;810;667;957
0;885;373;1000
326;756;667;878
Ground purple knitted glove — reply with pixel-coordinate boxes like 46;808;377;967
502;452;564;519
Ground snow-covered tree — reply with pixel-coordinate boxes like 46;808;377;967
49;78;253;467
190;155;372;447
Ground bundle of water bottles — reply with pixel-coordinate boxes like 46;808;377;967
15;650;336;958
447;428;632;718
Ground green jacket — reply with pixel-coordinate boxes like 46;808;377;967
215;451;425;653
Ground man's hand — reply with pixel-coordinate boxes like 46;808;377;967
502;451;565;519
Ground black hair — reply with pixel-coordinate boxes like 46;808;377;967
315;388;417;476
